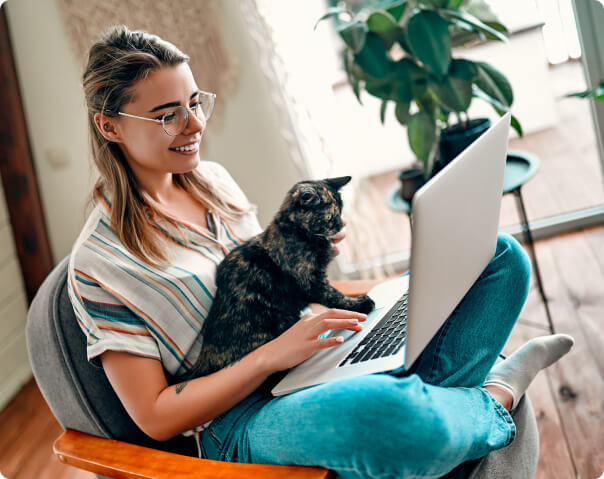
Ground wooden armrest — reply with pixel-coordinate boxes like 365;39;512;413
54;430;335;478
330;278;384;297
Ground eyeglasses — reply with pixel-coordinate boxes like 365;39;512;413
115;90;216;136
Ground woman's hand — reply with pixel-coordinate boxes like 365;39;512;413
330;219;347;257
258;308;367;372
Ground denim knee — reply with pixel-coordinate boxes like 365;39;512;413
493;232;531;303
337;375;460;477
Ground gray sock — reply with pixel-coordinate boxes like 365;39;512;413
484;334;575;410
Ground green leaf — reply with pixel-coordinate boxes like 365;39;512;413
481;22;509;41
365;78;395;100
511;115;523;137
416;90;439;119
386;1;408;22
314;7;354;31
337;21;366;53
393;81;414;104
395;102;411;125
440;9;508;43
367;10;398;33
367;10;405;50
380;100;388;124
473;61;513;107
472;85;505;110
472;86;523;136
408;110;436;162
406;10;452;77
390;59;414;102
450;58;476;80
404;58;429;98
353;32;390;78
397;32;414;56
343;52;363;105
449;18;479;34
447;0;468;8
485;21;508;33
428;59;474;112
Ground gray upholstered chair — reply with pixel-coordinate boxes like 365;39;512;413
26;257;539;478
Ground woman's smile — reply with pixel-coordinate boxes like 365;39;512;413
169;140;200;155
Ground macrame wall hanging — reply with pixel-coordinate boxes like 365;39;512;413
56;0;237;154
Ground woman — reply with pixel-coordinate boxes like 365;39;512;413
68;25;573;478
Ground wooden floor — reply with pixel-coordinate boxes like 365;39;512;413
0;63;602;479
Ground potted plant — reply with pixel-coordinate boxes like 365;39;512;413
316;0;523;201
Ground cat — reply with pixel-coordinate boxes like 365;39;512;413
184;176;375;384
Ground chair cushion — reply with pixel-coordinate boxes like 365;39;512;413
26;256;196;455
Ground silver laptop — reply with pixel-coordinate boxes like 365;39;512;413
272;112;511;396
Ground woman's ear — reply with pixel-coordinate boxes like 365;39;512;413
94;112;122;142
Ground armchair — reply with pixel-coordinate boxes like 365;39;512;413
26;257;539;478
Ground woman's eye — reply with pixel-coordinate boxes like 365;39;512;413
163;112;177;123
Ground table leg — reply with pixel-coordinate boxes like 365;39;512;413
513;188;555;334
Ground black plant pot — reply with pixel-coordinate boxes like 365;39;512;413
398;167;426;204
432;118;492;177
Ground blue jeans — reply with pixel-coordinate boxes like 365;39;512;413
198;232;532;478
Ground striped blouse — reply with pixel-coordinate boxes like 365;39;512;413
67;161;263;380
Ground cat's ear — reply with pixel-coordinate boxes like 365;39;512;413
296;188;321;207
325;176;352;190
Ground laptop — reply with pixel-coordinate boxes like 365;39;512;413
271;112;511;396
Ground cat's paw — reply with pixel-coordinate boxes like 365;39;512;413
353;295;375;314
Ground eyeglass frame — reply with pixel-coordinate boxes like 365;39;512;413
108;90;216;137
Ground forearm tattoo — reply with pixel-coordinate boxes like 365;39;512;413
175;381;189;394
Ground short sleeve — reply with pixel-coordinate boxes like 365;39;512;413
199;161;257;211
199;161;263;237
68;256;161;367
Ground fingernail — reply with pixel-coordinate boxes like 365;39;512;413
336;336;344;342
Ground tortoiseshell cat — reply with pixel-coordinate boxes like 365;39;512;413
185;176;374;384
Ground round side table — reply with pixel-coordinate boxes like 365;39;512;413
386;150;555;334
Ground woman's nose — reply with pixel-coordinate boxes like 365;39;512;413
183;109;205;135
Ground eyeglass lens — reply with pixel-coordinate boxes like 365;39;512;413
161;93;215;136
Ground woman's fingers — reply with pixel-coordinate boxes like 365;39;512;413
331;230;346;244
315;308;367;322
307;310;367;337
315;335;348;349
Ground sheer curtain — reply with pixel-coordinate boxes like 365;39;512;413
240;0;396;279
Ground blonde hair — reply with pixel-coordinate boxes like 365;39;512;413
82;25;250;266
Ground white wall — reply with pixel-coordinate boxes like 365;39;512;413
207;1;302;227
2;0;301;407
4;0;301;265
0;183;30;411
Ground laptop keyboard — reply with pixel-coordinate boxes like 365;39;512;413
338;292;408;367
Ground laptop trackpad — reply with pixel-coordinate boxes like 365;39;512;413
324;307;385;342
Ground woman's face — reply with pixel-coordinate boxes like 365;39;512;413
103;63;205;178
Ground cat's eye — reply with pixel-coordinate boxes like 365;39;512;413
299;191;320;206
